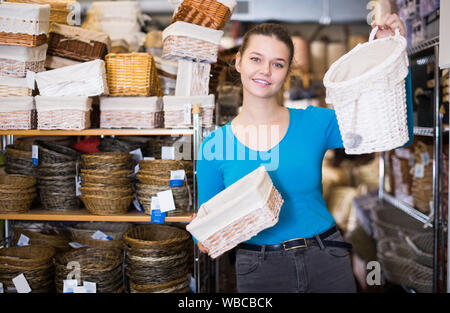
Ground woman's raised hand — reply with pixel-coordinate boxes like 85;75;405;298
371;13;407;39
189;213;210;254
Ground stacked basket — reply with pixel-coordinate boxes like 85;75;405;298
13;228;71;253
7;0;76;25
55;247;124;293
0;174;37;214
0;2;50;129
79;152;134;215
411;139;433;214
68;222;131;250
136;160;191;217
36;141;79;210
124;224;191;293
5;143;35;176
0;245;56;293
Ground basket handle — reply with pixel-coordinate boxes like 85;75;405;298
369;26;401;42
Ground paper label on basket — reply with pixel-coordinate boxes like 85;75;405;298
17;234;29;247
130;148;143;162
161;146;175;160
75;175;82;196
421;152;430;166
91;230;113;241
133;198;145;213
69;242;87;249
184;103;192;125
73;286;87;293
414;163;425;178
170;170;185;187
32;145;38;166
12;274;31;294
0;282;3;293
157;190;176;213
26;70;36;90
63;279;78;293
144;157;155;160
83;281;96;293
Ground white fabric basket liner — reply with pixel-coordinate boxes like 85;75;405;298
0;96;34;112
100;96;163;112
162;22;224;45
0;76;30;88
35;96;92;111
50;23;112;50
35;59;108;97
0;2;50;35
186;166;274;243
0;44;48;62
163;95;215;111
154;56;178;75
324;30;409;103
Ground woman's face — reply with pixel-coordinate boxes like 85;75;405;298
236;34;290;100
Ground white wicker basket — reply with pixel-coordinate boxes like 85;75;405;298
0;44;47;77
187;166;284;259
100;96;163;129
175;59;210;97
35;59;109;97
0;76;34;97
163;95;215;128
0;96;36;130
323;27;409;154
0;2;50;36
162;21;223;63
35;96;92;130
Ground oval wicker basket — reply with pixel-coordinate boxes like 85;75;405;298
80;186;133;197
123;224;190;250
80;173;132;186
129;276;190;293
0;245;55;268
80;194;133;215
0;174;36;189
81;152;132;165
5;143;33;159
138;159;186;171
13;228;71;252
68;222;131;241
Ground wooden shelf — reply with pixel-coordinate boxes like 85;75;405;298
0;209;191;223
0;128;194;136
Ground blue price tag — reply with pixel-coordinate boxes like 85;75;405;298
169;179;184;187
151;209;166;224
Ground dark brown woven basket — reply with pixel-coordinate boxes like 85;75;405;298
37;161;77;176
5;143;32;159
48;32;109;62
0;245;55;268
5;155;35;176
123;224;190;250
171;0;232;30
129;276;190;293
38;190;79;210
13;229;71;252
68;222;131;240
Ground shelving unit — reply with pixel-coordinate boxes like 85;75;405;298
378;36;447;293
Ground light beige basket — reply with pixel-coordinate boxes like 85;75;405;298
175;59;210;96
45;54;82;70
0;97;36;130
186;166;284;259
323;26;409;154
162;21;223;64
0;44;47;78
0;76;34;97
99;96;163;129
35;96;92;130
163;95;215;128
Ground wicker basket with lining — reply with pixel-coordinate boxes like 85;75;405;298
6;0;76;25
175;59;210;96
105;52;162;97
163;95;215;128
323;26;409;154
0;44;47;77
99;96;163;129
162;21;223;63
0;97;36;130
0;76;34;97
187;166;284;259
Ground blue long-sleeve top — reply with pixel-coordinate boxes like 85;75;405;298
194;71;414;245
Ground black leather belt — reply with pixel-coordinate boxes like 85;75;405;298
237;226;352;252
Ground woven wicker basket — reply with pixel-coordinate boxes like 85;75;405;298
81;152;132;166
105;53;162;97
130;276;190;293
36;140;79;163
0;97;36;130
175;59;210;97
0;45;47;78
0;85;33;97
48;23;111;62
13;228;70;252
323;26;409;154
171;0;235;30
162;22;223;63
6;0;75;25
80;194;133;215
163;95;215;128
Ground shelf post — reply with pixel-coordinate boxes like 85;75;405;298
192;103;201;293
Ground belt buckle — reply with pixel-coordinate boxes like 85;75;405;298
282;238;307;251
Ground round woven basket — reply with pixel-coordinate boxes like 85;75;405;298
80;173;132;186
138;159;186;171
5;143;32;159
68;222;131;241
0;245;55;268
38;190;79;210
37;141;79;163
80;168;133;177
81;152;132;166
129;276;190;293
13;228;71;252
54;247;123;293
0;174;36;189
37;161;77;177
5;156;35;176
136;173;172;186
80;186;133;198
124;224;190;250
80;195;133;215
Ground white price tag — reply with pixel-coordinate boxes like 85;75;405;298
414;163;425;178
75;175;82;196
184;103;192;125
12;274;31;293
130;148;143;162
83;281;96;293
421;152;430;166
134;164;140;175
69;242;87;249
32;145;38;166
0;282;3;293
161;146;175;160
17;234;29;247
63;279;78;293
170;170;185;181
26;70;36;90
144;157;155;160
150;196;160;211
73;286;87;293
91;230;113;241
133;198;144;213
157;190;176;213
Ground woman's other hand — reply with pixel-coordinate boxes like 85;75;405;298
371;13;406;39
189;213;210;254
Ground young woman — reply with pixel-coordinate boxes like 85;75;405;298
192;14;410;293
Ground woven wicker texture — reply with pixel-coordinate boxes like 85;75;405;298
0;245;56;293
323;27;409;154
124;224;191;289
37;109;91;130
0;174;37;213
100;110;163;129
0;58;45;78
6;0;75;25
68;222;131;250
105;53;162;97
171;0;231;30
54;247;123;293
0;85;33;97
0;32;47;47
411;140;433;214
162;35;218;63
13;228;71;252
163;105;214;128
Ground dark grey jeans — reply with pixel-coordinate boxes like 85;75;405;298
235;229;357;293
